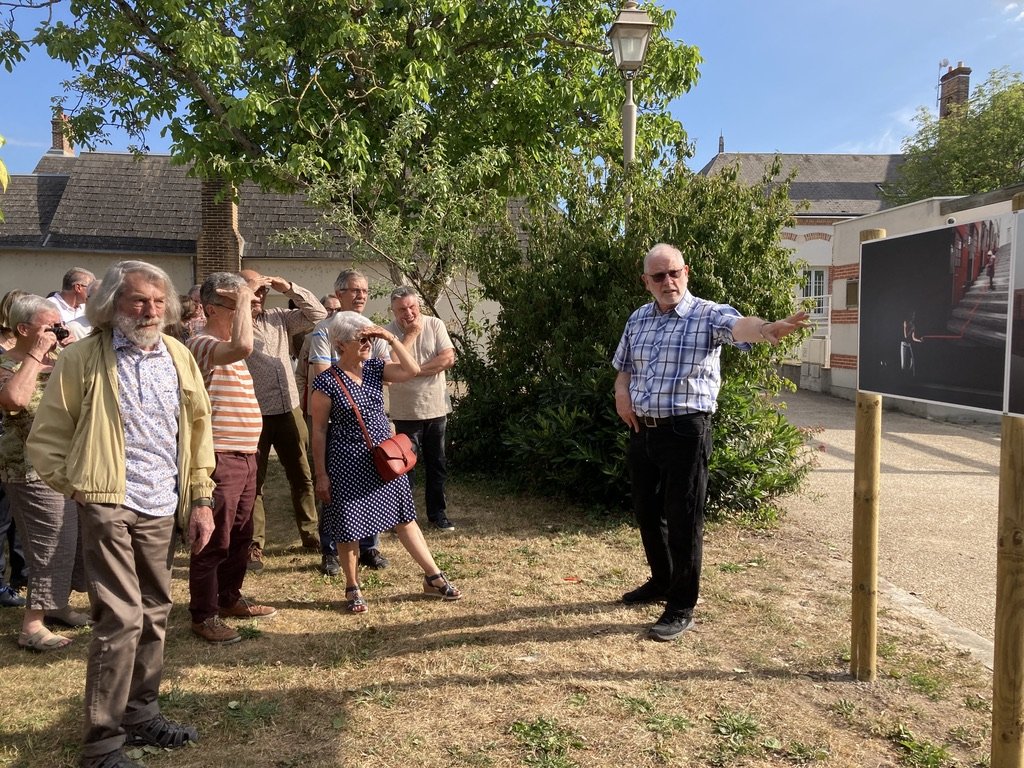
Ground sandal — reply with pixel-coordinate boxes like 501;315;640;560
423;572;462;601
124;713;198;749
18;626;72;651
345;585;368;613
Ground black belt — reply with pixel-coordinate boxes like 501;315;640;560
636;412;708;428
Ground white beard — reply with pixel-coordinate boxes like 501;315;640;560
114;313;163;348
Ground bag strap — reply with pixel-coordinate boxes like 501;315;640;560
329;367;375;451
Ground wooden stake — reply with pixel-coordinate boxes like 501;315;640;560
851;227;885;682
851;391;881;681
991;198;1024;766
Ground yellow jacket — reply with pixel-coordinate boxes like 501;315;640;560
26;330;216;533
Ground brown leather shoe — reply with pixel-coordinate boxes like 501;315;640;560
219;596;278;619
191;616;241;645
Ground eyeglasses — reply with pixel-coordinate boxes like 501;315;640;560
646;269;685;283
212;301;236;311
254;287;270;297
346;337;371;346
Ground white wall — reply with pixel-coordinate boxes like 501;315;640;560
0;249;194;299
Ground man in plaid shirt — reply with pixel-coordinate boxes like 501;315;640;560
613;243;808;642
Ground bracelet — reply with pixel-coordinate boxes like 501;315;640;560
26;353;45;365
190;497;213;509
759;321;771;340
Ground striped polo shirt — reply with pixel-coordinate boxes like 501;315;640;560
186;333;263;454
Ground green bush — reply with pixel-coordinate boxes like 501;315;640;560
451;159;814;522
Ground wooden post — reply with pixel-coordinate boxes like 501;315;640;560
991;198;1024;766
850;227;885;682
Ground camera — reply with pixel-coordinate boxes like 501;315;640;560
50;324;70;341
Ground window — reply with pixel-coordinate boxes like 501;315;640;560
845;279;859;309
801;268;828;317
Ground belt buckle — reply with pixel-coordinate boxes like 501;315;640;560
641;415;659;428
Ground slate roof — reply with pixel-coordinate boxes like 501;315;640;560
697;152;905;216
0;151;343;257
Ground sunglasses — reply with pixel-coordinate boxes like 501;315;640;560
646;269;685;283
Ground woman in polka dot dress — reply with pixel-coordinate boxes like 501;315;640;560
310;311;461;612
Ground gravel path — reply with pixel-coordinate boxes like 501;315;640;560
777;388;1000;641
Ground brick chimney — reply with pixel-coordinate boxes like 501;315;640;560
939;62;971;118
49;113;75;156
195;178;244;281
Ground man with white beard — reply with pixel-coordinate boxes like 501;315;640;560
28;260;217;768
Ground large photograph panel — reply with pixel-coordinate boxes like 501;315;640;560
1008;212;1024;415
858;216;1012;412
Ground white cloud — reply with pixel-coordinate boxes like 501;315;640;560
1016;10;1024;21
830;104;920;155
1006;2;1020;11
4;138;48;149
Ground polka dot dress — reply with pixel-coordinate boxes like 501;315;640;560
312;358;416;543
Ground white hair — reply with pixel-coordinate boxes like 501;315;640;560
326;311;372;346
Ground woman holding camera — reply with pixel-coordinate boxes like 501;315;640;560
0;294;87;650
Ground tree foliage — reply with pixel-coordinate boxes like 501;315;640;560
4;1;701;295
450;159;813;520
883;68;1024;206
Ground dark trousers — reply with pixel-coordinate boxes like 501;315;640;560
190;452;257;623
252;408;319;548
78;503;176;758
0;482;26;589
394;416;448;521
628;412;713;616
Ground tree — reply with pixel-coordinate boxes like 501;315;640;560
883;68;1024;206
450;158;813;520
3;1;701;296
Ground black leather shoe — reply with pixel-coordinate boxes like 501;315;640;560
320;554;340;577
358;548;389;570
648;609;694;642
621;579;667;605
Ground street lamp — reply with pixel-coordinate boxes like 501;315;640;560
607;1;656;169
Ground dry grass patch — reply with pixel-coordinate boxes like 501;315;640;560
0;468;993;767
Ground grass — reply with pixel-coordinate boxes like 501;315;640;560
0;465;996;767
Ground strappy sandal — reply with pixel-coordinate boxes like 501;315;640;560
124;713;198;748
423;572;462;601
18;627;72;651
345;585;368;613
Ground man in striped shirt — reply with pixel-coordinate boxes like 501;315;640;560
187;273;277;645
613;243;809;642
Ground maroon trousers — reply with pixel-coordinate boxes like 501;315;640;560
188;452;257;623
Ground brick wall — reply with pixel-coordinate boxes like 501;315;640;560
830;353;857;369
195;178;243;282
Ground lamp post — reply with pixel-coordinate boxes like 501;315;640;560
607;1;656;171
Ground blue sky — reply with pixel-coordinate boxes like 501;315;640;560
1;1;1022;176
